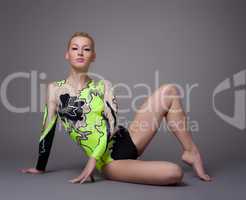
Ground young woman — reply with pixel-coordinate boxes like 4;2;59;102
21;32;211;185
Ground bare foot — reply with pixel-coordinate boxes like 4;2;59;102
181;146;212;181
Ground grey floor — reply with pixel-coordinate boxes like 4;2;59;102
2;157;245;200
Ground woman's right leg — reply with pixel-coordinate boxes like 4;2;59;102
102;159;183;186
127;84;211;181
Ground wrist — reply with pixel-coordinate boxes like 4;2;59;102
35;167;45;172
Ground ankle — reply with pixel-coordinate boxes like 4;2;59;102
184;143;198;153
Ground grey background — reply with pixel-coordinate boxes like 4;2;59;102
0;0;245;199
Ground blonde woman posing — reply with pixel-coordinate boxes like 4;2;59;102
21;32;211;185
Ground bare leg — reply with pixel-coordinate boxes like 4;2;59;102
102;159;183;186
128;84;211;181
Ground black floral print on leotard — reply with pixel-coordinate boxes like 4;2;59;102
58;93;91;129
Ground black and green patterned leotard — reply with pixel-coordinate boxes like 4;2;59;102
35;79;138;172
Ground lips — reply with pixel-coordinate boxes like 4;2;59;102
76;58;85;63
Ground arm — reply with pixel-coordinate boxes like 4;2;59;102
21;83;58;174
36;83;58;171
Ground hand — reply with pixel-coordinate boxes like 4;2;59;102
69;157;96;184
20;167;45;174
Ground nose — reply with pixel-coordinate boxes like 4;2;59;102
77;48;83;56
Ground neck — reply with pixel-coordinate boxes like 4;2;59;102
67;67;91;90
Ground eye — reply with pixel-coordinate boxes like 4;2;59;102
84;48;91;51
72;47;78;50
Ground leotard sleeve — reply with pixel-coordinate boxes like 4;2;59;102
35;83;58;171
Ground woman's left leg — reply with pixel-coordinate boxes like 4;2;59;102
128;84;211;181
102;159;183;185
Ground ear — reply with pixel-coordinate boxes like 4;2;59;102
65;51;69;60
91;52;96;62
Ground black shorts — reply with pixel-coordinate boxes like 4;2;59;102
110;125;139;160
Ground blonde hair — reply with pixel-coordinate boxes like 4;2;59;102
67;32;95;51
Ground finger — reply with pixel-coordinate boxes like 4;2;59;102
69;176;84;184
68;178;78;183
79;174;90;184
79;177;87;184
69;180;78;183
69;178;80;183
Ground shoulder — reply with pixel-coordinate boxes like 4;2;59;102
102;80;117;102
102;79;114;91
46;80;65;101
47;80;62;92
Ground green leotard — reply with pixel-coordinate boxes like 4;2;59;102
36;79;118;172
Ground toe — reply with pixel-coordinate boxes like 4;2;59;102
201;174;212;181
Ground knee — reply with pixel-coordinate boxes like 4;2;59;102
160;84;180;96
166;164;184;185
158;84;181;112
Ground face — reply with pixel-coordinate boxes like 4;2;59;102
65;36;96;71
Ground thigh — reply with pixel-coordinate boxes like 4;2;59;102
128;84;173;155
101;159;183;185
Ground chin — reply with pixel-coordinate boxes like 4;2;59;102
71;63;90;71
